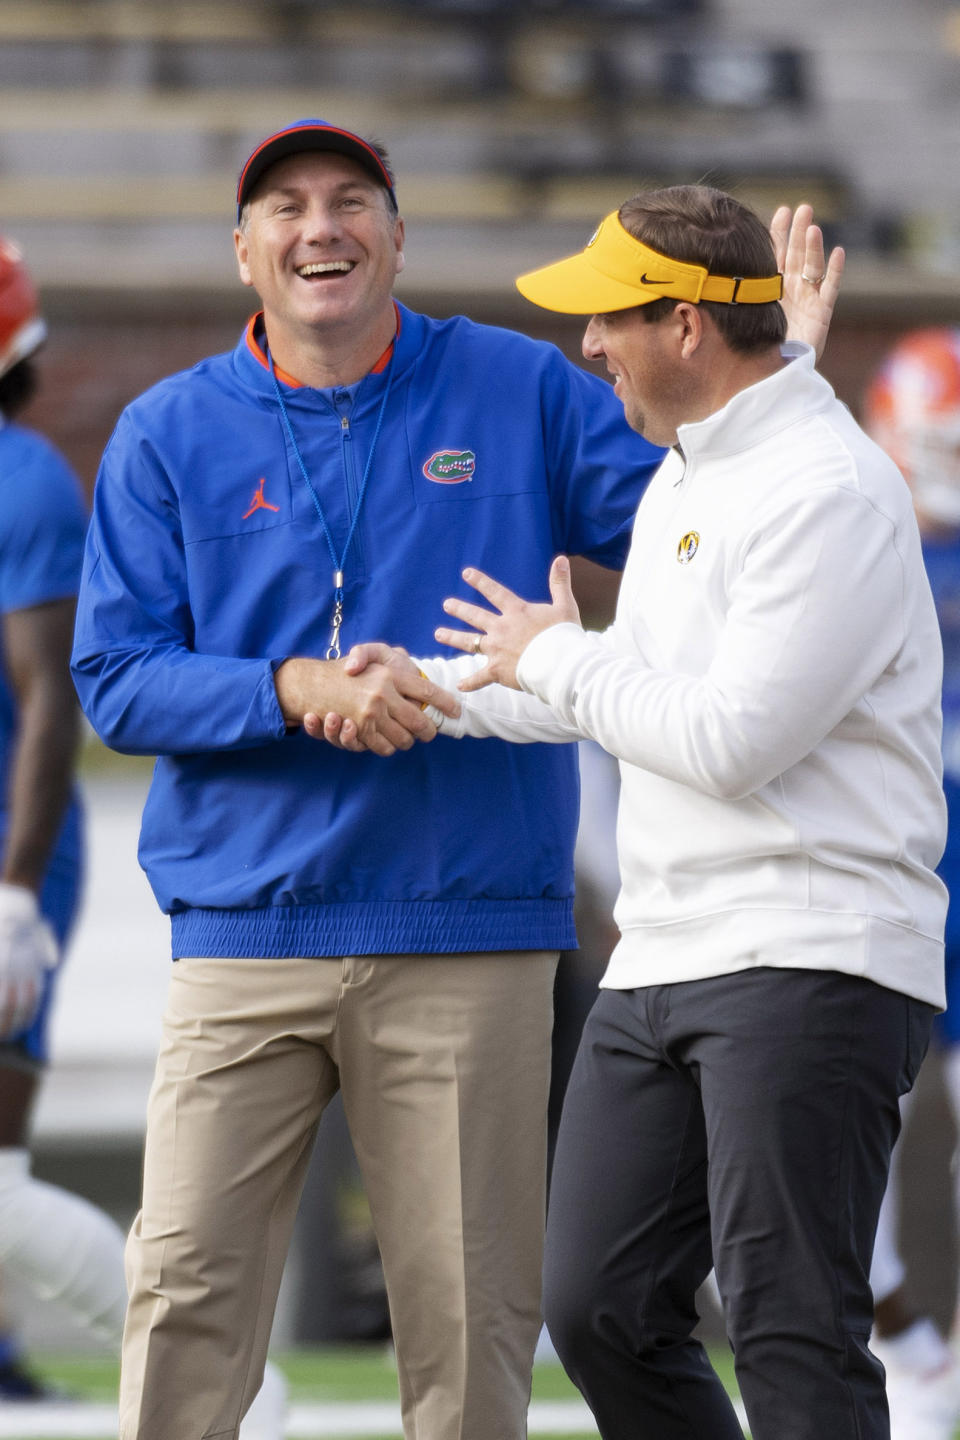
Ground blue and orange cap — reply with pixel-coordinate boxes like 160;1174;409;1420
236;119;396;221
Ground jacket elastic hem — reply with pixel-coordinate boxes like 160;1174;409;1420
169;898;576;959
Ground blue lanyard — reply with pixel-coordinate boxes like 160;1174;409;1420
270;353;395;658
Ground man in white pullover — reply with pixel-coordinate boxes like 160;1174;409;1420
403;186;946;1440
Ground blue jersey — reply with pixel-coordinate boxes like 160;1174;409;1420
921;533;960;1037
0;421;86;885
0;421;88;1063
73;306;663;961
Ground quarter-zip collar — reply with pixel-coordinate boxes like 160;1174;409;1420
675;343;833;462
234;300;411;405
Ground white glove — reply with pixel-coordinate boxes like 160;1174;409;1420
0;883;59;1040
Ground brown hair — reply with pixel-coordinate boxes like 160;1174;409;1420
619;185;786;353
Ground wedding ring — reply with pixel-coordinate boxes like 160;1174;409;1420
801;271;826;285
472;633;483;655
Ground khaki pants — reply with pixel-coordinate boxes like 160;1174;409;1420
120;950;558;1440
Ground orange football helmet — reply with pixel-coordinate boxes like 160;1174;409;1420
0;238;46;381
865;327;960;527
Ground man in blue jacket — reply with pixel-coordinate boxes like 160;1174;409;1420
71;119;836;1440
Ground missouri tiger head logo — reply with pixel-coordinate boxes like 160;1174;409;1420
423;449;476;484
677;531;700;564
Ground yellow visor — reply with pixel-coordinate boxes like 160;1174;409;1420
516;211;783;314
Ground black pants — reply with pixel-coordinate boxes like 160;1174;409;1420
543;968;934;1440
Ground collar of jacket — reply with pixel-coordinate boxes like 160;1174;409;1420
232;300;422;407
675;343;835;461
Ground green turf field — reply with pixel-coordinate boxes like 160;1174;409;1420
0;1345;746;1439
13;1347;960;1440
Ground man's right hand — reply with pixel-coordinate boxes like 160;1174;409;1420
0;882;58;1039
274;654;459;758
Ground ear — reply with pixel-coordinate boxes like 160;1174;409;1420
234;227;254;289
674;302;705;359
394;216;406;276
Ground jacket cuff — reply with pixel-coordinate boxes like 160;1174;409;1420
517;622;591;714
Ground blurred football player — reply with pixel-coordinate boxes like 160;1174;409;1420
0;237;127;1398
866;327;960;1440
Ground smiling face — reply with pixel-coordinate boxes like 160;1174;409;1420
234;150;405;371
582;306;697;448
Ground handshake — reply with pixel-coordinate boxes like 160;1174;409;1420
274;558;581;756
274;644;459;758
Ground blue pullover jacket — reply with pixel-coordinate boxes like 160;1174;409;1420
72;304;661;959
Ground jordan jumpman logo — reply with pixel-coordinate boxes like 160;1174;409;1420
243;477;280;520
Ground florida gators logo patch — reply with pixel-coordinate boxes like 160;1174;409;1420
423;449;476;484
